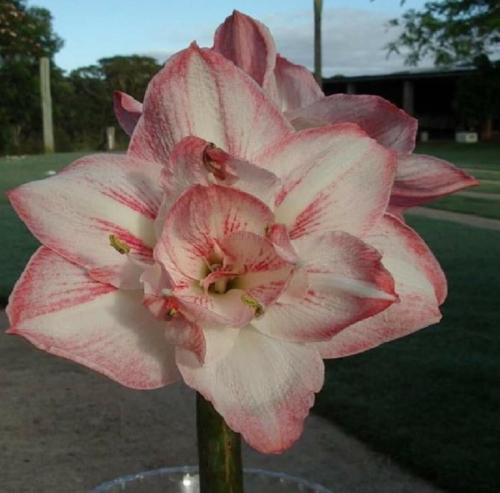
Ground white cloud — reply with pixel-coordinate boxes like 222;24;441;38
143;7;434;77
265;7;433;76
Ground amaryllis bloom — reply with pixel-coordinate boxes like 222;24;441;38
116;11;478;216
9;42;445;453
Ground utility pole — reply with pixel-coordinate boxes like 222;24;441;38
314;0;323;88
39;57;54;153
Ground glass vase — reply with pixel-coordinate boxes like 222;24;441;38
90;466;333;493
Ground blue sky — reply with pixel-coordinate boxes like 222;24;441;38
33;0;428;76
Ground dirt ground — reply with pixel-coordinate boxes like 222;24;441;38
0;311;444;493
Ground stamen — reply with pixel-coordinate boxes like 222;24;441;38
166;307;178;319
241;294;264;317
109;234;130;254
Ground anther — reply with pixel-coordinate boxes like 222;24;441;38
241;294;264;317
109;234;130;254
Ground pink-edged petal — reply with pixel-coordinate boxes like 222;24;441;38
273;54;324;112
256;124;397;239
287;94;417;154
155;184;274;281
7;247;178;389
8;154;161;289
253;232;396;342
113;91;143;136
161;136;280;210
164;316;206;364
316;214;446;358
129;43;291;165
218;231;293;306
213;10;277;90
176;325;324;453
390;153;479;210
266;223;299;263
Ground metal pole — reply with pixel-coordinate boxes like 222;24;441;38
314;0;323;88
40;57;54;153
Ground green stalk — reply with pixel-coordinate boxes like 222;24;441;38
196;392;243;493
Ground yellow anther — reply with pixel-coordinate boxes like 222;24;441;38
241;294;264;317
109;234;130;254
166;307;178;319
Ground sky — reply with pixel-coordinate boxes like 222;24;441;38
32;0;430;76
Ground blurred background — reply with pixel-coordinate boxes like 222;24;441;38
1;1;499;493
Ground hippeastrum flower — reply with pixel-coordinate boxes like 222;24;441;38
8;43;444;453
115;11;478;215
211;11;479;215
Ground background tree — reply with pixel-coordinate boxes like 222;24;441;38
388;1;500;66
388;1;500;140
0;0;63;153
58;56;161;150
98;55;161;100
455;55;500;139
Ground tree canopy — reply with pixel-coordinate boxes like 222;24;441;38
388;0;500;66
0;0;63;62
0;1;165;154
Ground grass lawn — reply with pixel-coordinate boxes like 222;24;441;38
464;169;500;181
474;182;500;194
416;141;500;170
426;195;500;220
315;216;500;493
0;152;87;304
414;142;500;217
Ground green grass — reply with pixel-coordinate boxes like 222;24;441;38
426;195;500;220
412;142;500;217
416;142;500;170
465;170;500;181
0;152;87;303
315;216;500;493
475;182;500;194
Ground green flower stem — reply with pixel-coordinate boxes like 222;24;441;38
196;392;244;493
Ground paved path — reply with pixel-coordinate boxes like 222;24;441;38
408;207;500;231
0;312;442;493
457;191;500;201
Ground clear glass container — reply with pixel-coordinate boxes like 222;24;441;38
90;466;333;493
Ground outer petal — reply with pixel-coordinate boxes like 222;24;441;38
316;214;446;358
113;91;143;136
161;136;280;210
129;44;291;164
213;10;276;90
390;153;479;211
156;185;274;281
273;54;324;112
7;247;178;389
164;316;206;364
176;326;324;453
287;94;417;154
8;154;161;289
253;232;396;342
255;124;397;239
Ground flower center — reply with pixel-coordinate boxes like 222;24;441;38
200;246;239;295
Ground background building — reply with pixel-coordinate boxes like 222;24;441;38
323;65;500;140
